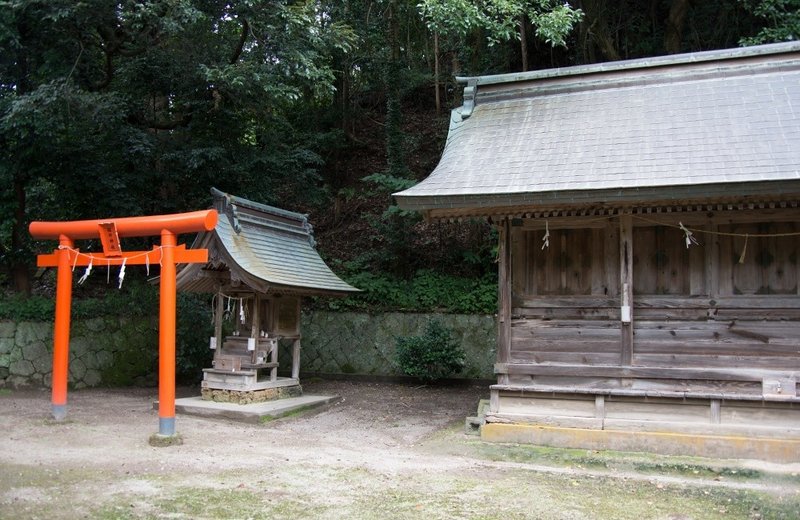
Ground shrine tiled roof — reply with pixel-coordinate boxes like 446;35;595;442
177;189;358;296
394;42;800;216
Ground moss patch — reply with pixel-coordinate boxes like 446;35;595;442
147;433;184;447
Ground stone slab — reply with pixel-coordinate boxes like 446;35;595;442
162;394;340;424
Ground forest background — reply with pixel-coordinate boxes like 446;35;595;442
1;0;798;322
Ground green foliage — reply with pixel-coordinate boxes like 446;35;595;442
0;0;359;290
395;319;465;381
361;173;418;193
529;1;585;47
322;268;497;314
418;0;583;47
739;0;800;45
175;292;214;384
0;280;159;321
0;293;54;320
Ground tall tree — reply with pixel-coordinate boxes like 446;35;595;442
0;0;354;293
418;0;582;112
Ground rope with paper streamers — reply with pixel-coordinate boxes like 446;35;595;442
211;292;255;326
632;215;800;263
517;215;800;264
57;245;170;288
541;220;550;250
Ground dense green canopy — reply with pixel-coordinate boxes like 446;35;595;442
1;0;796;295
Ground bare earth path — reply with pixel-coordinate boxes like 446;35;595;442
1;379;799;519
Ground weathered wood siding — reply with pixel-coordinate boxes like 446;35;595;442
505;212;800;398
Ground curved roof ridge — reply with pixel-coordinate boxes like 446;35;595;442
177;190;358;295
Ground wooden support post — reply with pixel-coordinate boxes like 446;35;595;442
619;215;634;366
214;289;224;364
706;222;719;299
710;399;722;424
490;388;500;413
292;339;301;380
595;395;606;421
158;230;177;437
270;340;279;382
251;295;260;364
51;236;74;421
497;219;512;372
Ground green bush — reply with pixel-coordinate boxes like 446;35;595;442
319;269;497;314
395;319;465;382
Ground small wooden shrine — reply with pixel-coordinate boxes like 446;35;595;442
176;189;358;403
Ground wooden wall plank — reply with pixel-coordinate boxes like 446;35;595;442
497;362;800;382
706;222;719;297
605;222;620;298
632;354;800;370
592;228;605;295
511;351;622;365
511;227;526;301
689;224;706;295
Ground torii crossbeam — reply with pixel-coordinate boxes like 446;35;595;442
29;210;218;439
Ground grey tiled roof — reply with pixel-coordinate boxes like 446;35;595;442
177;189;358;295
394;42;800;212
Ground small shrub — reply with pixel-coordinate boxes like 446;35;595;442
395;319;465;382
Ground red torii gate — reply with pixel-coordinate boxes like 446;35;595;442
29;210;218;439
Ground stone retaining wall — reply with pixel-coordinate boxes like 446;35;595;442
0;317;158;388
1;312;496;387
294;312;496;380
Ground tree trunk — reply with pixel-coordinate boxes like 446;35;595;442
389;0;400;62
11;173;31;295
664;0;691;54
520;15;529;72
578;0;622;62
434;32;441;115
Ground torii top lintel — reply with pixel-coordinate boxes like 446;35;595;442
29;210;219;241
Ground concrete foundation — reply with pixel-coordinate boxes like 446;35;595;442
162;394;340;424
481;422;800;463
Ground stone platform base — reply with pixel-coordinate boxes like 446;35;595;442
201;384;303;405
481;422;800;463
162;394;339;424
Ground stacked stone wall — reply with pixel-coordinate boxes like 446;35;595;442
291;312;496;380
2;312;496;387
0;317;158;388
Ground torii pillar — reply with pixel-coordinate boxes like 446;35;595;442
29;210;218;438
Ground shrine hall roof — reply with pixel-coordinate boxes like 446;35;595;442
176;189;358;296
394;42;800;217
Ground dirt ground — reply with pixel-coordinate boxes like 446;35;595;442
2;379;800;520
